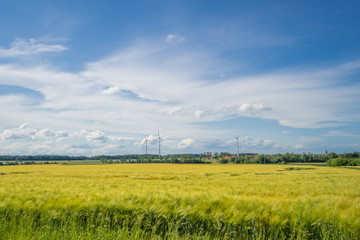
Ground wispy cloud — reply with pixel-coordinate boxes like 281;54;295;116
225;136;274;151
2;41;360;132
166;34;186;43
0;38;67;57
322;130;359;137
1;40;360;133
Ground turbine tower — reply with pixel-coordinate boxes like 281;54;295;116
143;135;149;155
155;130;162;159
235;136;240;157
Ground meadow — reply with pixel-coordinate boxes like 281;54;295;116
0;164;359;239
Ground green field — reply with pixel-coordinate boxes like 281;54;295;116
0;164;359;239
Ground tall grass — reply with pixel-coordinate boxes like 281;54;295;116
0;164;359;239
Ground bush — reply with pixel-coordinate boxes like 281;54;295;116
348;159;360;166
220;158;229;164
327;158;360;167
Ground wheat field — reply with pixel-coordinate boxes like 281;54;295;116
0;164;359;239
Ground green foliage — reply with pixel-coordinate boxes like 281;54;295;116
1;152;359;166
327;158;360;167
219;158;228;164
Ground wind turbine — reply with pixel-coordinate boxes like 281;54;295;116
155;130;162;159
235;136;240;158
143;135;149;155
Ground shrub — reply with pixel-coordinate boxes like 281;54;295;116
327;158;360;167
220;158;229;164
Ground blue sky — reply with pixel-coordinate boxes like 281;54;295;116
0;0;359;156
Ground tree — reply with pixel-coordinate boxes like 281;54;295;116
254;155;263;164
328;152;338;159
301;153;307;163
220;158;229;164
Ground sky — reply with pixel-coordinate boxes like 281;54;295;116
0;0;360;156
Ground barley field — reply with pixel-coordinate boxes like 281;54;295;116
0;164;359;239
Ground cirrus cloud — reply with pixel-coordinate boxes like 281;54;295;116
0;38;67;57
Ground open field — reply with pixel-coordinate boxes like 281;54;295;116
0;164;359;239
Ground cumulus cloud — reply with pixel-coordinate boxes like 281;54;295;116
0;38;67;57
140;135;157;145
238;103;271;116
37;128;56;137
86;130;108;142
194;110;205;119
37;128;68;138
0;123;69;141
1;123;37;140
178;138;195;148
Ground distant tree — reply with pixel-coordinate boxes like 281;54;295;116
254;155;263;164
220;158;228;164
328;152;338;159
301;153;307;163
100;158;108;164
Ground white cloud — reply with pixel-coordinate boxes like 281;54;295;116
294;144;305;149
166;34;186;42
55;131;69;138
37;128;56;137
178;138;195;148
225;136;274;151
1;123;37;140
102;86;120;95
0;38;67;57
159;106;182;115
86;130;108;142
340;60;360;70
1;41;359;139
194;110;205;118
140;134;157;145
0;123;69;141
238;102;271;116
322;131;358;137
0;37;359;154
37;129;68;138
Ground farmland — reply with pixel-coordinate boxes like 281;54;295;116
0;164;359;239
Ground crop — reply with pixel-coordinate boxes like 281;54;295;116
0;164;359;239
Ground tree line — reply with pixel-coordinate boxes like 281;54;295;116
1;152;359;166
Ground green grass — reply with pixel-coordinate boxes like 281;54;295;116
59;160;103;165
